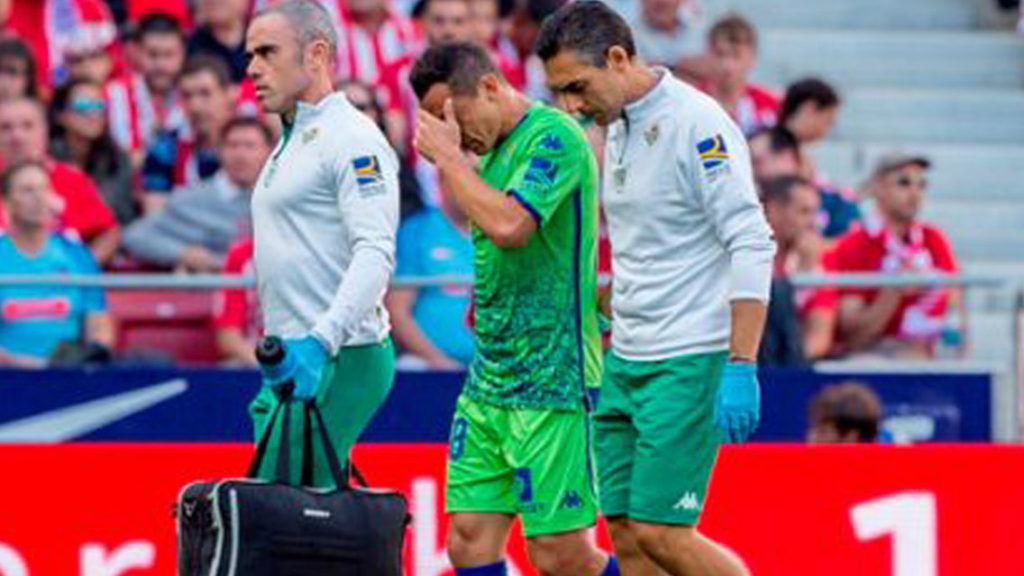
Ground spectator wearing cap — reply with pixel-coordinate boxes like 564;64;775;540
749;125;861;239
779;77;841;146
831;153;959;360
50;79;137;225
122;117;271;272
806;381;883;443
704;14;778;136
213;237;260;366
188;0;250;83
0;97;120;264
0;38;39;102
759;175;836;365
387;185;474;370
0;160;114;368
4;0;117;91
105;13;188;164
140;55;237;214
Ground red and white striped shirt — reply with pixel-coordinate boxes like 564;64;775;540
105;73;188;154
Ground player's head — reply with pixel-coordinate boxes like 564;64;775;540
807;381;883;444
708;14;758;92
869;152;931;227
779;77;841;144
760;175;819;250
0;159;58;230
748;125;802;181
423;0;472;46
0;97;48;164
136;14;187;95
536;1;638;126
247;0;338;114
410;41;510;155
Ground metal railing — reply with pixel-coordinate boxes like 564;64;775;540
0;271;1021;439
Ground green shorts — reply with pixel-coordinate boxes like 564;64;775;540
594;350;727;526
248;338;395;488
446;394;598;537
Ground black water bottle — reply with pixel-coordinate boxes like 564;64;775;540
256;336;295;400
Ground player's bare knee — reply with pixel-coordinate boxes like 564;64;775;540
447;516;491;563
633;522;699;562
607;518;644;560
526;533;603;576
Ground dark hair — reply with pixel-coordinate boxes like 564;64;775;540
221;116;275;146
136;13;186;43
779;78;840;125
535;0;635;67
760;174;812;206
409;41;502;101
0;158;48;198
808;381;883;443
179;55;232;88
750;125;801;158
416;0;469;18
50;79;126;181
0;38;39;99
708;13;757;48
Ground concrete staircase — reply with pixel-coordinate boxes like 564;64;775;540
705;0;1024;363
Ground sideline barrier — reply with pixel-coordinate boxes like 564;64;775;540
0;444;1021;575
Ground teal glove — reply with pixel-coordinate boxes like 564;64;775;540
714;361;761;443
259;335;330;400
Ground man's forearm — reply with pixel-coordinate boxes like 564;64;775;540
729;299;768;361
436;154;529;244
842;291;902;349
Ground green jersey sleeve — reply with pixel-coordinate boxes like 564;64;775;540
505;128;581;227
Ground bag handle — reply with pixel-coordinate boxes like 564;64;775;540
247;391;370;489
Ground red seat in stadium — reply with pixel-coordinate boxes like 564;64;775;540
108;291;218;364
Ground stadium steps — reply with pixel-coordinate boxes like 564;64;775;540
811;142;1024;203
713;0;1024;363
832;90;1024;145
706;0;981;30
752;30;1024;91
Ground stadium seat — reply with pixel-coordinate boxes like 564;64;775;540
108;291;219;364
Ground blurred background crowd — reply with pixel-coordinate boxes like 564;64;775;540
0;0;1021;373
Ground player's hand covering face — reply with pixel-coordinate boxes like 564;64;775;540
415;98;463;165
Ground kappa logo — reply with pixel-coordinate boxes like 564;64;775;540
673;492;700;511
559;491;583;510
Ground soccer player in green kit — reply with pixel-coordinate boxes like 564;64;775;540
411;42;620;576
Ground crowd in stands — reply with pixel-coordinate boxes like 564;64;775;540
0;0;962;370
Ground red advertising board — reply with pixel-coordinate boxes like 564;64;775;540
0;444;1022;575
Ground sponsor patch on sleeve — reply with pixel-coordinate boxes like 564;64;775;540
523;156;558;187
352;155;386;196
696;134;730;179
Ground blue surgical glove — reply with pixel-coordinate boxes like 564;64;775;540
714;361;761;443
259;335;330;400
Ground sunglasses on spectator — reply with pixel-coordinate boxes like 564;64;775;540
894;174;928;189
69;97;106;116
350;100;374;112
